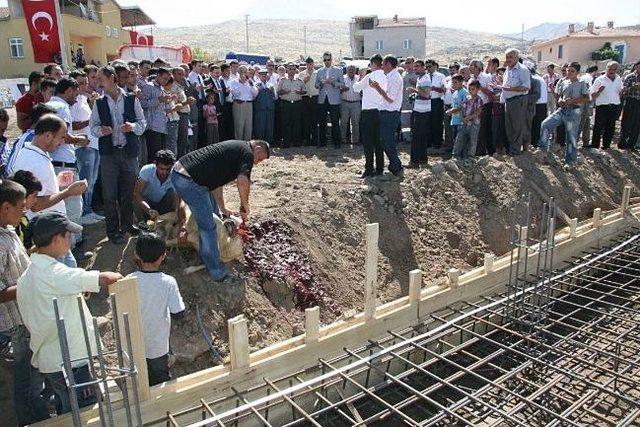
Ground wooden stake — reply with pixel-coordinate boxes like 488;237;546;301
364;223;379;321
621;185;632;214
108;277;150;401
484;253;495;274
569;218;578;238
228;316;249;370
593;208;602;228
304;307;320;344
448;268;460;288
408;270;422;306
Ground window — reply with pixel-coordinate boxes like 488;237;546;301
537;51;542;62
558;44;563;59
112;28;119;38
403;39;412;50
375;40;383;51
105;26;112;37
9;37;24;58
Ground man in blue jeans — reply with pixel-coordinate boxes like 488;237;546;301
537;62;589;170
369;55;404;177
171;139;270;283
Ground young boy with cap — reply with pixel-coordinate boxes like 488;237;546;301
16;211;122;415
128;233;185;386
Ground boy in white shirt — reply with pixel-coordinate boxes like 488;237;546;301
128;233;185;386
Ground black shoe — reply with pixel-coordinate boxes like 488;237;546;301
126;226;140;236
361;171;374;178
109;234;126;244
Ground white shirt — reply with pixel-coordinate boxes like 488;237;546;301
590;74;623;106
230;80;258;101
444;76;453;105
413;73;432;113
341;75;362;102
428;71;446;99
353;69;386;110
11;143;66;217
128;271;185;359
47;96;76;163
477;72;493;104
70;94;99;150
380;69;403;112
17;253;100;373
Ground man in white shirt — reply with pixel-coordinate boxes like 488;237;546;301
46;78;90;251
501;48;531;155
353;54;386;177
369;55;404;177
579;65;598;146
220;64;236;141
444;63;460;146
70;71;103;226
590;61;623;150
188;60;206;147
427;60;446;149
298;57;319;146
407;60;431;168
10;115;88;268
340;65;362;145
530;68;548;148
230;67;258;141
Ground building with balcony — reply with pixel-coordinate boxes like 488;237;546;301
531;21;640;66
0;0;155;78
349;15;426;60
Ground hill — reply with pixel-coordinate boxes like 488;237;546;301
506;22;584;41
154;19;527;64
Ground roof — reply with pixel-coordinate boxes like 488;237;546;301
533;26;640;47
119;5;156;27
0;7;10;20
376;17;426;28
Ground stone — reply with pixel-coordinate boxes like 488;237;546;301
444;160;460;173
373;195;385;205
431;162;445;174
473;173;483;184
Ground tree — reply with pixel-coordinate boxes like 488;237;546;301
191;47;217;63
591;42;620;62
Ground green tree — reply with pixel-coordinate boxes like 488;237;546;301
191;47;216;63
591;42;620;62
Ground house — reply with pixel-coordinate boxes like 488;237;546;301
349;15;426;60
531;21;640;66
0;0;155;78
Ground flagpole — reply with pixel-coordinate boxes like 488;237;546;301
53;0;70;71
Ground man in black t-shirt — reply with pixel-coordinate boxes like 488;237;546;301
171;139;270;283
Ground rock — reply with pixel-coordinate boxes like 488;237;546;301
446;231;461;249
444;191;453;198
320;187;329;197
444;160;460;173
472;173;483;184
477;156;492;167
327;199;337;208
311;183;321;190
410;187;421;198
373;195;385;205
431;162;445;174
292;324;305;336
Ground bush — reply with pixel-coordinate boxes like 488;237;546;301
591;42;620;62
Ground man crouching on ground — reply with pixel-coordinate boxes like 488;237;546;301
170;139;270;284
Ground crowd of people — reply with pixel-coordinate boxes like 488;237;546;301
0;46;638;424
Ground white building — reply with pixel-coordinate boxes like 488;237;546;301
349;15;426;60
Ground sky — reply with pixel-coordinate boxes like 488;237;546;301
2;0;639;33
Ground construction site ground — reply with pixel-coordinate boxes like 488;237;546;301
1;107;639;424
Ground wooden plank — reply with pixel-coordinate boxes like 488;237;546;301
304;307;320;344
448;268;460;288
569;218;578;238
108;277;150;401
408;270;422;307
228;316;249;370
484;253;495;274
364;223;379;321
593;208;602;228
622;185;632;214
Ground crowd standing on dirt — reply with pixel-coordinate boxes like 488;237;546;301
0;46;638;424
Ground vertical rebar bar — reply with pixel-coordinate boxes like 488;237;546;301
110;293;134;426
93;316;115;427
123;313;144;426
53;298;82;427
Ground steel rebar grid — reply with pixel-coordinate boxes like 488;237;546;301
145;230;640;427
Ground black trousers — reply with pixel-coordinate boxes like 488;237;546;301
531;103;548;148
281;100;302;147
302;96;318;145
477;103;494;155
147;354;171;386
411;111;430;164
145;129;166;164
100;151;137;237
429;98;444;148
361;109;384;173
273;99;282;145
491;107;508;152
621;98;640;149
317;99;341;147
222;102;235;141
591;104;618;149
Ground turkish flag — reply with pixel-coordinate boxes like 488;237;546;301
129;31;154;46
21;0;62;63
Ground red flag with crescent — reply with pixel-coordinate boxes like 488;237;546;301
129;31;154;46
21;0;62;63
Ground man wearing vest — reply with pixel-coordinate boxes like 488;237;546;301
90;66;147;244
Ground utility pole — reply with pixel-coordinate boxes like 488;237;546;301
244;14;249;53
54;0;70;72
521;23;525;50
303;25;307;56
